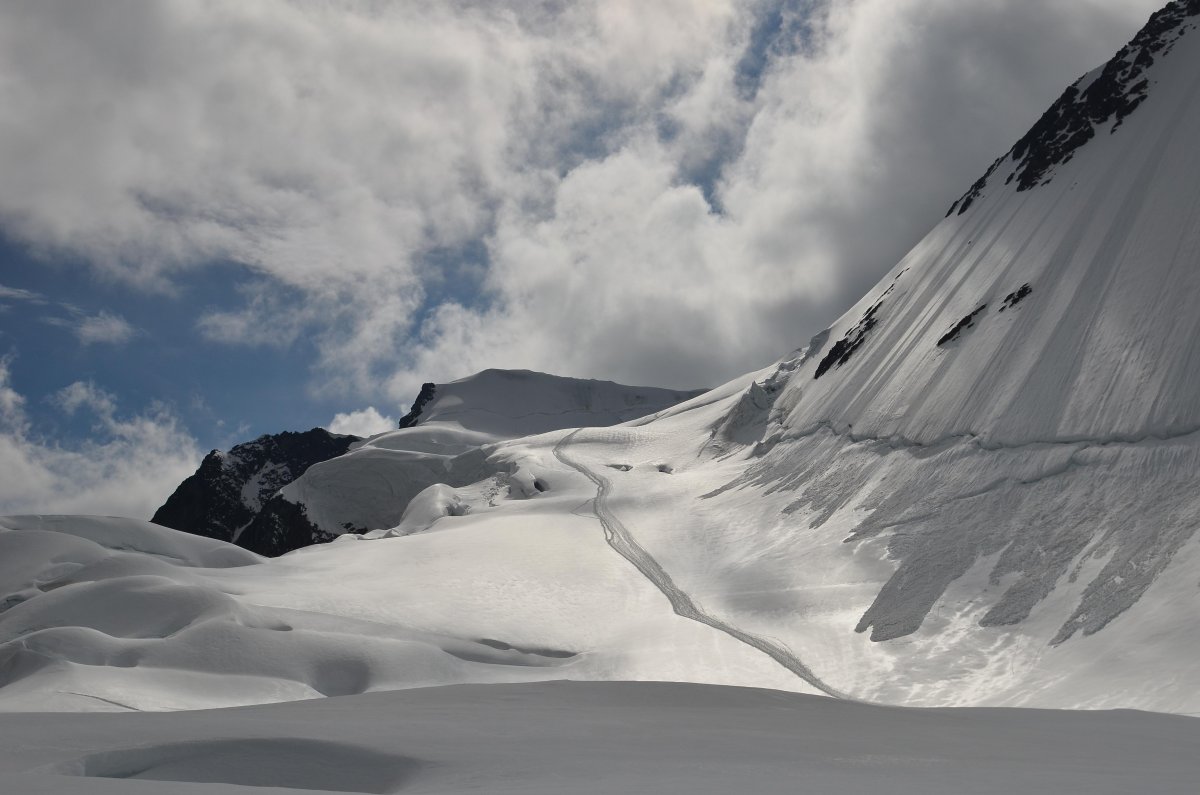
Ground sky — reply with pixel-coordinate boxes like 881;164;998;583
0;0;1164;518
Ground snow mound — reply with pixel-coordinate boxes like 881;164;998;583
0;515;259;568
52;738;423;793
3;682;1197;795
0;513;806;712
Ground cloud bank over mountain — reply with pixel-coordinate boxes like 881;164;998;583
0;0;1162;404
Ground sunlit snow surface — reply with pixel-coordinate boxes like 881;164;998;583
0;501;805;713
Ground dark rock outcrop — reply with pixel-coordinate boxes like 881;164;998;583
234;494;339;558
948;0;1200;215
814;288;892;380
151;428;359;544
397;382;436;429
1000;284;1033;312
937;304;988;347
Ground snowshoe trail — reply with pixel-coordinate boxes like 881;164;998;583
553;429;851;700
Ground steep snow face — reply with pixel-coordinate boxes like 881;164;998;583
239;370;703;554
950;0;1200;214
777;2;1200;445
644;0;1200;705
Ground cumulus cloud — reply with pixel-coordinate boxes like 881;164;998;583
0;358;201;518
326;406;395;438
74;311;136;345
0;0;1165;403
393;0;1165;395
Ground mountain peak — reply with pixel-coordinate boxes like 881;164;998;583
150;427;360;543
949;0;1200;216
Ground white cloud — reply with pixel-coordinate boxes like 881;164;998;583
44;308;137;346
0;283;45;304
53;380;119;418
3;283;137;346
0;0;1166;402
326;406;395;438
76;311;136;346
388;0;1165;396
46;310;137;346
0;359;201;518
0;358;26;430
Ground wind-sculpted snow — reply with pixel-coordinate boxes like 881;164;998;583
7;3;1200;722
707;428;1200;645
0;508;807;712
4;682;1198;795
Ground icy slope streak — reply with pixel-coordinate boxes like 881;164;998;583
780;6;1200;445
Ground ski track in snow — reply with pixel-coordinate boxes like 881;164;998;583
554;429;851;700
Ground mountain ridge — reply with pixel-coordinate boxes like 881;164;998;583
150;428;359;544
950;0;1200;215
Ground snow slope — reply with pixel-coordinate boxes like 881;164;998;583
777;1;1200;446
0;511;801;712
653;0;1200;704
2;682;1197;795
238;369;702;553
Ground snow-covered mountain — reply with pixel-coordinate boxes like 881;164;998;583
583;0;1200;708
234;369;703;555
151;428;359;544
2;1;1200;724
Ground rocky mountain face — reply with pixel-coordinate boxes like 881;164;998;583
151;429;359;545
950;0;1200;215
